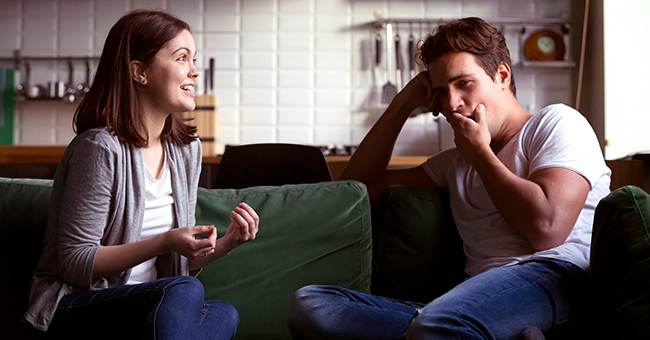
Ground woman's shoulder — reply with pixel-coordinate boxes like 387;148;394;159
64;128;123;162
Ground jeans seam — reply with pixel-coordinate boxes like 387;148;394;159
57;287;160;311
149;286;166;340
200;303;209;325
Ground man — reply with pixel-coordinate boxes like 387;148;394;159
287;17;611;339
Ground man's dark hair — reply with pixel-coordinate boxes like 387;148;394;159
418;17;516;97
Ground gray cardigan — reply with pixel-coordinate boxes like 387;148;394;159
24;128;202;331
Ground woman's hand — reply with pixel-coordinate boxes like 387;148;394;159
221;203;259;252
162;225;218;260
188;203;259;271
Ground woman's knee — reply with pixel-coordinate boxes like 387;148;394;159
163;276;205;299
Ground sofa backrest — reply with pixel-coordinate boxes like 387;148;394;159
0;177;53;338
0;177;373;340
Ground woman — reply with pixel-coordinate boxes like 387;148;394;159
23;10;259;339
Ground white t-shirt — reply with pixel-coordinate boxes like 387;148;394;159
127;156;175;284
422;104;611;276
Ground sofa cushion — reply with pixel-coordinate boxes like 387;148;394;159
195;180;372;340
0;177;52;338
591;185;650;339
371;185;466;304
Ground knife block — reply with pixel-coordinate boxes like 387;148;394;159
183;95;218;156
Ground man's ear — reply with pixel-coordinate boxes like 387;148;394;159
495;62;511;91
130;60;146;84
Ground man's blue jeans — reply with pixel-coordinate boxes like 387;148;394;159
48;276;239;340
288;259;589;339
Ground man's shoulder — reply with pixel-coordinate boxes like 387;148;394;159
533;103;578;119
527;104;586;131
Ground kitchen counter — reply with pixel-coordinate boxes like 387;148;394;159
0;146;428;182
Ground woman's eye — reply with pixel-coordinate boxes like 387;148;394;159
178;55;187;61
192;58;197;64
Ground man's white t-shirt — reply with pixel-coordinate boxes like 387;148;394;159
422;104;611;276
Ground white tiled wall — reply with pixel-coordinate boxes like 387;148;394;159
1;0;575;156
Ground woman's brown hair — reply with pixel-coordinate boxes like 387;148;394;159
418;17;517;97
74;9;197;147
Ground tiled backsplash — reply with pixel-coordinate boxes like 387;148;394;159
0;0;575;156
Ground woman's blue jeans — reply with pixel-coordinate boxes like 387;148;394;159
288;259;589;340
48;276;239;340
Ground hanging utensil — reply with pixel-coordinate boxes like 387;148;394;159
366;29;382;110
381;23;396;104
25;63;45;99
76;59;91;98
63;60;75;102
395;27;402;91
408;25;416;80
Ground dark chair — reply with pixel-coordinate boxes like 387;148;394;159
213;143;333;189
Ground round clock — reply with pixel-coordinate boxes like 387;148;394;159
524;29;565;61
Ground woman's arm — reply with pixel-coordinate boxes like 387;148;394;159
189;203;259;271
92;225;218;280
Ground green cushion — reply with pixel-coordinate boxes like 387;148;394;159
591;185;650;339
0;177;52;337
195;180;372;340
371;185;466;303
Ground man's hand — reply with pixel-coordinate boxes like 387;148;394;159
446;104;492;167
393;71;437;113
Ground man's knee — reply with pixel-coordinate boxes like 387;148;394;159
288;285;332;339
406;307;461;339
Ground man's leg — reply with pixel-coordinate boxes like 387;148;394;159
406;259;589;340
288;285;424;340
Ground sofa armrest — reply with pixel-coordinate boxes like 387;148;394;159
195;180;372;340
371;185;466;304
591;185;650;339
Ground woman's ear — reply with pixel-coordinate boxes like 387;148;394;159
130;60;147;85
496;62;511;91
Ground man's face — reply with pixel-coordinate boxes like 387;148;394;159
427;52;506;136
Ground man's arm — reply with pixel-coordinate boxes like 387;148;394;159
339;72;440;204
449;106;590;251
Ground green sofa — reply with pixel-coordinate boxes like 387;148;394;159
0;177;371;339
3;176;649;339
371;184;650;339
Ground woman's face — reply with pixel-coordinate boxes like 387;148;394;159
142;29;199;118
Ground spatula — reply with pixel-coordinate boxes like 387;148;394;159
381;23;397;105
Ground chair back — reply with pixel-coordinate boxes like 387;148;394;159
213;143;333;189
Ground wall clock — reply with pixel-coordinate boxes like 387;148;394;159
524;29;565;61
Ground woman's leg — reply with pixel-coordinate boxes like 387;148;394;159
406;259;590;340
48;276;238;340
288;285;425;340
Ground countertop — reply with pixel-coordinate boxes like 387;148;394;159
0;146;428;181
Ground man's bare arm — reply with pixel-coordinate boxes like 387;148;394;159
339;72;440;203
